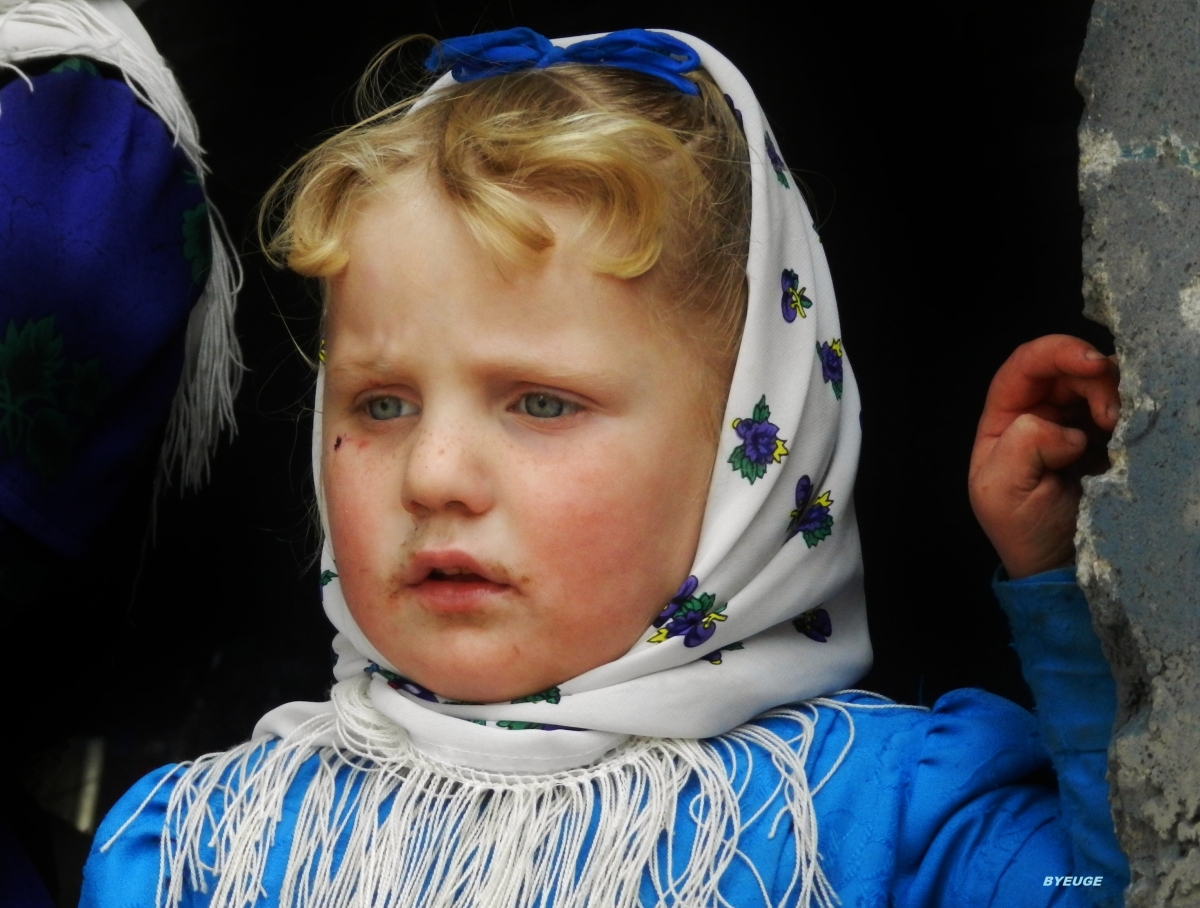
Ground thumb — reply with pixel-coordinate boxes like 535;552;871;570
991;413;1088;487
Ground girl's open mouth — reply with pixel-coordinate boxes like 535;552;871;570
428;568;485;582
410;561;510;613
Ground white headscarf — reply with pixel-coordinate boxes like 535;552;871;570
257;29;870;773
116;30;868;908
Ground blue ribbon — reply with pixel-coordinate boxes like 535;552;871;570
424;27;702;96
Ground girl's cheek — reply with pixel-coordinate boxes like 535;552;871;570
519;451;653;573
325;436;395;541
329;429;376;456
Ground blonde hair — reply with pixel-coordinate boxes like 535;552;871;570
261;40;751;421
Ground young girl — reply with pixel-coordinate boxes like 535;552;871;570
80;27;1127;908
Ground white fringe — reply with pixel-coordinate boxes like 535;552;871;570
102;676;872;908
0;0;243;489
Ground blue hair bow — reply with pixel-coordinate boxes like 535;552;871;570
424;27;702;96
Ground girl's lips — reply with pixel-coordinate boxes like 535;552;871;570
407;550;509;585
404;550;515;613
410;576;511;613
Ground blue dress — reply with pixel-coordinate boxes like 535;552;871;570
80;569;1128;907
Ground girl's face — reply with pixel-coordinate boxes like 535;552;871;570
322;172;720;703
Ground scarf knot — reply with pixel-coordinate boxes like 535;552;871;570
424;27;702;95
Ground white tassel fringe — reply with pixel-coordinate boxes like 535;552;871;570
0;0;244;489
100;677;877;908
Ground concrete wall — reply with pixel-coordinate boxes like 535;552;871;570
1076;2;1200;905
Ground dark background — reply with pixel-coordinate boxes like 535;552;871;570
6;1;1108;903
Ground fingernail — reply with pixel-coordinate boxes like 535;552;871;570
1085;349;1106;361
1107;403;1120;422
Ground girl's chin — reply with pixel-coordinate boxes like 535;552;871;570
406;660;569;705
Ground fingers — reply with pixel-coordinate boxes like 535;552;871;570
969;336;1117;580
1086;357;1122;431
969;411;1089;579
1009;334;1113;384
971;409;1086;492
990;413;1088;486
977;335;1120;440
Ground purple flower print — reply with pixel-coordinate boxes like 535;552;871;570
674;574;700;602
765;132;789;187
780;269;813;322
817;339;844;400
723;93;745;135
786;475;835;547
704;641;745;664
728;396;788;483
365;662;439;702
654;575;699;629
671;607;721;647
792;607;832;643
649;575;727;647
736;416;781;463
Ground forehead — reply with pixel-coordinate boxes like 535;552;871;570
324;172;675;366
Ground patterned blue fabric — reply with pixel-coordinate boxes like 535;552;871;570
0;59;207;557
80;572;1128;906
424;28;702;95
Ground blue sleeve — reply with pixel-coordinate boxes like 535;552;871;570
79;745;316;908
79;764;180;908
892;689;1072;908
992;567;1129;900
889;568;1127;908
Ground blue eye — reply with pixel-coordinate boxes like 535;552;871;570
519;393;576;419
366;396;415;420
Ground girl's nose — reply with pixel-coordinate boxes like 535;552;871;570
400;415;493;517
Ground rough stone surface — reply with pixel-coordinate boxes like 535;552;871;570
1076;2;1200;905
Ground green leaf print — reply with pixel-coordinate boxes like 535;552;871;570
511;686;561;705
728;446;768;483
803;522;834;547
0;317;110;477
49;57;100;77
182;202;212;284
1;316;63;408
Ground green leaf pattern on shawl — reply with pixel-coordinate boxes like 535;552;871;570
182;202;211;283
0;317;109;477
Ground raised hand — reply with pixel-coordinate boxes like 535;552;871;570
968;335;1120;580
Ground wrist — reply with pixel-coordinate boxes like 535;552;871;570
1001;551;1075;581
995;563;1077;585
993;537;1080;580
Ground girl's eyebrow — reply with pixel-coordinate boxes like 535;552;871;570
325;358;399;379
327;353;636;394
473;355;633;391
